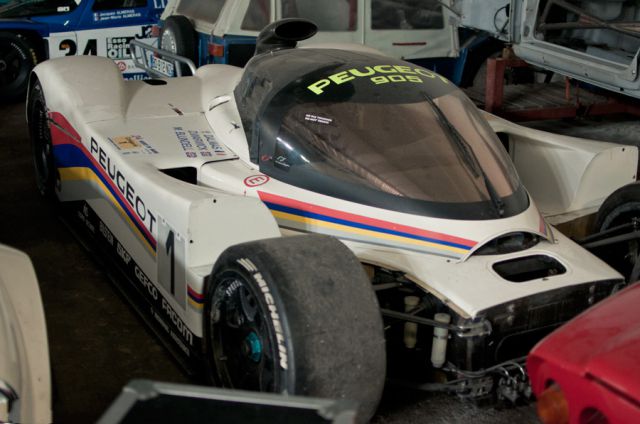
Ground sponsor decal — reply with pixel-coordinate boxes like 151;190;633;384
107;36;135;60
135;25;153;40
158;218;187;309
81;202;197;354
49;112;157;252
116;61;127;72
93;9;142;22
123;73;148;80
304;114;333;125
88;138;157;240
109;135;158;155
152;0;168;8
307;64;450;95
77;203;96;234
244;175;270;187
173;127;229;159
113;135;141;149
59;39;97;56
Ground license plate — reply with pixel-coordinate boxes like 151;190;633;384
149;55;175;77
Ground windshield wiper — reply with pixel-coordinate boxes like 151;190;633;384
423;94;505;218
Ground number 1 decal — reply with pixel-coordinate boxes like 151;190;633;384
165;230;175;294
158;218;186;308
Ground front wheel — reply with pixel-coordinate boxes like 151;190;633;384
27;78;58;198
0;32;39;102
204;234;386;422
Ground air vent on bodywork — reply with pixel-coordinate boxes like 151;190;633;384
161;167;197;184
493;255;566;282
474;232;540;256
143;79;167;86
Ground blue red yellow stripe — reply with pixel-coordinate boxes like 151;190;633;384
187;286;204;310
49;112;157;253
258;191;477;259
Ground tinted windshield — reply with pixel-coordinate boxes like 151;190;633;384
0;0;78;17
237;49;528;220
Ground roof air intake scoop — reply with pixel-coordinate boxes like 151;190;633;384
255;18;318;56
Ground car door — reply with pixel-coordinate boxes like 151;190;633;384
512;0;640;99
364;0;458;60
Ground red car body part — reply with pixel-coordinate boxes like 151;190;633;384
528;283;640;424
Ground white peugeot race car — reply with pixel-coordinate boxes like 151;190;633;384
26;18;636;421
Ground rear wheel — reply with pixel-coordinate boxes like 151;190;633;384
204;234;386;422
27;78;57;198
0;32;39;102
594;182;640;282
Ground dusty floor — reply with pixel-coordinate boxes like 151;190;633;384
0;101;538;423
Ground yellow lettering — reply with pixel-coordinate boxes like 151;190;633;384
371;76;389;85
414;68;449;84
328;71;356;85
394;65;414;74
349;66;375;77
308;79;331;94
373;65;395;73
415;68;436;79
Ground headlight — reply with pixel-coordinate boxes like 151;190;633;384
537;383;569;424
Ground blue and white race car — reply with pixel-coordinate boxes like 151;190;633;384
0;0;166;101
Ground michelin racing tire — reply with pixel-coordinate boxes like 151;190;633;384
0;32;39;103
595;182;640;282
27;78;57;199
204;234;386;422
159;15;197;75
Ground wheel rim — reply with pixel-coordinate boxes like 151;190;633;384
209;272;280;392
160;29;178;54
30;96;55;194
0;38;29;90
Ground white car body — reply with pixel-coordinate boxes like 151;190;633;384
33;53;623;319
0;245;51;424
485;113;638;226
27;31;634;405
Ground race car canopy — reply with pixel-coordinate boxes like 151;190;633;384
235;48;529;220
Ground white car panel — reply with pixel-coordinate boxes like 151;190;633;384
0;245;51;424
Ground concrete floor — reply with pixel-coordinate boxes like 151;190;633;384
0;101;538;423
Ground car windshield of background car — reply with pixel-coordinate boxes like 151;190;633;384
281;0;357;31
371;0;444;30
